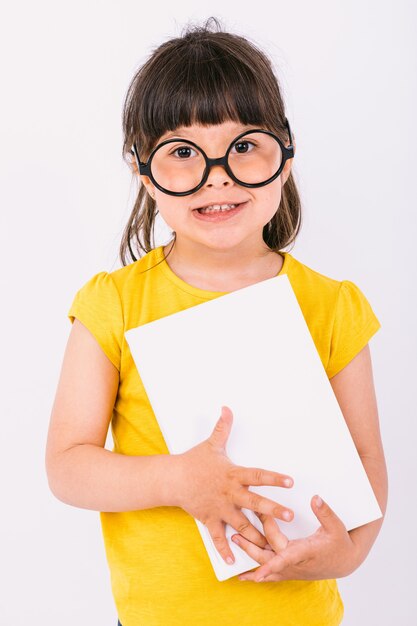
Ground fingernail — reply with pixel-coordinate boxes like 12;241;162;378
284;478;293;487
226;556;234;564
282;510;292;521
256;576;265;582
316;496;323;507
232;536;240;544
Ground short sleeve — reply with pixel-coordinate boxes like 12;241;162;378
67;271;124;371
326;279;381;378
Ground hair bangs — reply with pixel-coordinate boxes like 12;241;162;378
132;40;278;159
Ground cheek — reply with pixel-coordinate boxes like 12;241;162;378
256;185;282;222
268;180;283;204
156;200;188;230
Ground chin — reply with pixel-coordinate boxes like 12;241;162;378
195;227;240;241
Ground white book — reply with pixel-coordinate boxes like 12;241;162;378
125;273;382;581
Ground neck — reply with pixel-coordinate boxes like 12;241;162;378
162;237;284;292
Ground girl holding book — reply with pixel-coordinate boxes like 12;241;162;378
45;16;387;626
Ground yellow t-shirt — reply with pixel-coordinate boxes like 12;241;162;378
67;245;381;626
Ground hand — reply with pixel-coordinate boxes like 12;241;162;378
176;406;295;566
231;495;361;582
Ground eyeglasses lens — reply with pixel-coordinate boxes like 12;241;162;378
150;132;283;193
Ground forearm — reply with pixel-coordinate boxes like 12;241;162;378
47;444;184;512
349;452;388;567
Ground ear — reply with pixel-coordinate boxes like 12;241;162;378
129;149;156;199
128;149;139;175
139;175;156;200
281;134;296;186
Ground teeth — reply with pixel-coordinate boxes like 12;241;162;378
199;203;238;213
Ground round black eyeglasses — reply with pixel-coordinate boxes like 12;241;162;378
130;117;294;197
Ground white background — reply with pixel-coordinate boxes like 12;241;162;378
1;1;415;624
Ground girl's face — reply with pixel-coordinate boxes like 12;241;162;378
137;120;296;253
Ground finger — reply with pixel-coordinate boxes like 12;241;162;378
253;511;288;550
231;533;273;565
257;513;289;552
228;512;269;548
261;538;312;579
208;406;233;450
239;571;285;582
205;519;235;565
238;541;311;582
311;495;347;533
235;466;294;489
233;488;294;523
252;556;311;582
261;572;286;582
240;551;290;582
246;536;312;581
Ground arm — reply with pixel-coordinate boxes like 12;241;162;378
329;342;388;565
45;318;183;511
46;319;295;566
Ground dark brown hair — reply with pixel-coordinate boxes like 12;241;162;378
120;16;302;265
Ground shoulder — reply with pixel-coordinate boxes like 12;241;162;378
286;252;376;309
66;250;159;371
285;252;342;310
107;247;161;297
71;247;161;304
284;252;381;378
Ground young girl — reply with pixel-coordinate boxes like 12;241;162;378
45;17;388;626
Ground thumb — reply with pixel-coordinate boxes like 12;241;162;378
311;495;345;533
209;406;233;449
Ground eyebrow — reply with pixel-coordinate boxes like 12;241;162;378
162;124;259;141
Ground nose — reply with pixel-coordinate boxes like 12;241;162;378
205;163;234;187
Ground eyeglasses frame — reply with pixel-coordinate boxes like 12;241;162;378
130;117;294;197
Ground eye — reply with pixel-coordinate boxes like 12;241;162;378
230;140;256;154
168;145;198;158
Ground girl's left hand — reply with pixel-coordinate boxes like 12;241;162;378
232;495;361;582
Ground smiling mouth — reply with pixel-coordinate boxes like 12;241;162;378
193;201;247;214
192;201;248;220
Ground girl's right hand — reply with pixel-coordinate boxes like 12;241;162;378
176;405;294;565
